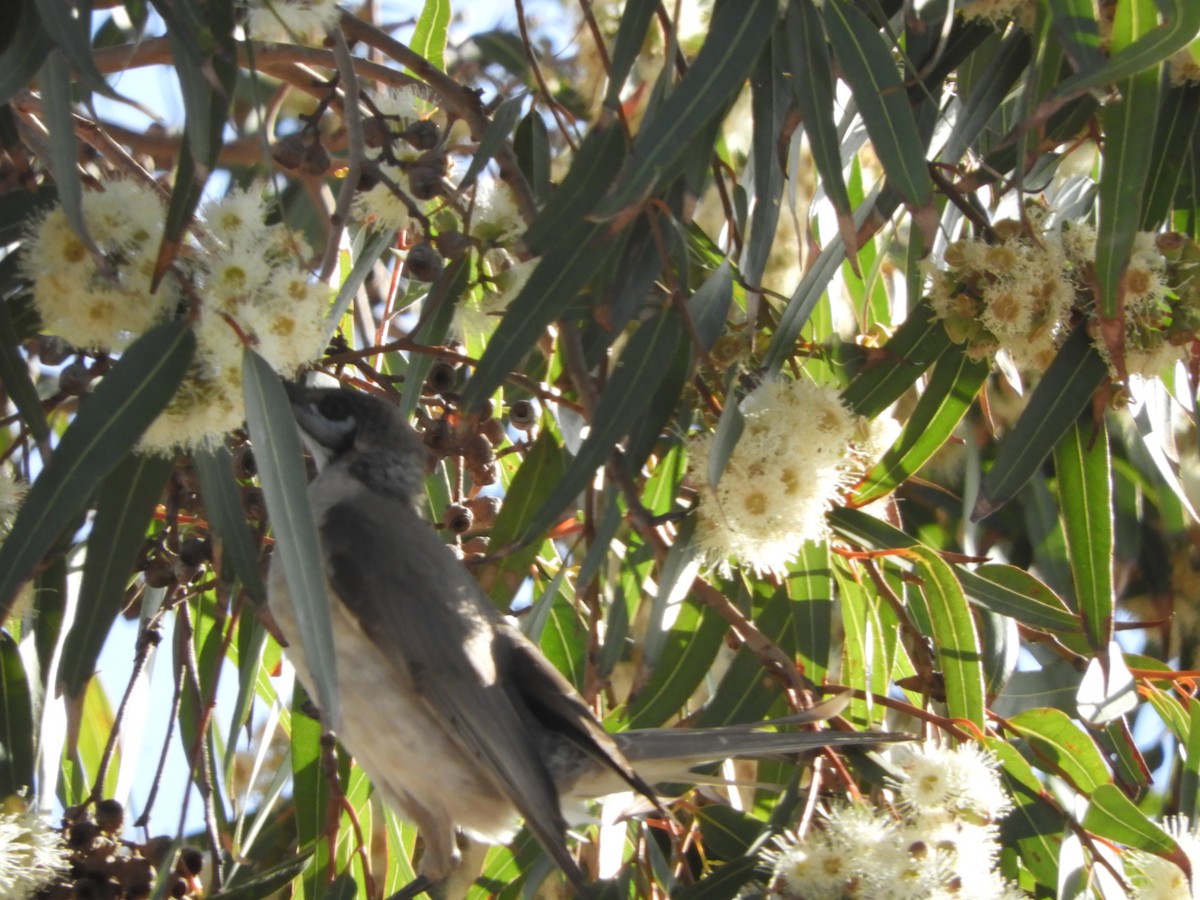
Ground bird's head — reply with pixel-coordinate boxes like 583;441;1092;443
284;383;429;501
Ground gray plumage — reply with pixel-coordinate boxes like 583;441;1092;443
267;384;905;896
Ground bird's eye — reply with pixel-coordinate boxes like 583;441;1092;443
318;394;354;422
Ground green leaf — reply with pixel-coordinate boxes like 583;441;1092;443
788;542;833;684
904;546;985;728
966;564;1081;633
824;0;933;211
0;0;54;105
398;256;470;420
59;452;173;699
486;429;566;605
39;49;95;257
1053;419;1113;649
194;445;267;604
33;0;123;101
786;0;853;240
1094;0;1162;321
520;309;685;542
1008;707;1110;793
208;849;314;900
411;0;450;72
593;0;778;219
0;631;34;797
242;349;340;728
1050;0;1198;101
694;585;793;727
1141;83;1200;228
1184;697;1200;821
513;109;550;205
855;345;987;504
841;298;952;418
973;323;1108;520
743;34;788;288
1083;783;1188;867
0;320;195;620
524;123;627;254
0;296;50;445
829;507;1082;632
1046;0;1104;76
462;218;617;410
626;598;726;729
687;260;734;351
602;0;657;111
458;95;524;191
763;191;901;373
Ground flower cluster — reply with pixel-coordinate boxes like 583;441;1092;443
0;803;69;898
959;0;1037;30
927;218;1075;372
1126;815;1200;900
23;182;332;452
766;743;1022;900
929;215;1200;382
1063;225;1200;381
245;0;341;43
20;180;180;352
687;378;891;575
0;470;27;540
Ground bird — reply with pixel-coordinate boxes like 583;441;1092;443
267;383;906;898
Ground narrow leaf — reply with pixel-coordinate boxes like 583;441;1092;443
1008;707;1110;793
242;349;340;728
1053;419;1113;649
59;452;173;698
786;0;853;225
603;0;657;111
593;0;777;219
0;632;33;796
194;445;267;604
0;321;195;619
855;346;988;505
1084;783;1189;872
411;0;450;72
39;50;96;257
973;323;1108;520
824;0;933;210
1094;0;1161;322
521;310;684;542
458;95;524;191
841;298;952;418
903;546;985;728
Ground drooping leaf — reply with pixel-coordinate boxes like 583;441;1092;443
242;348;340;729
593;0;778;220
855;345;988;505
194;445;267;604
1008;707;1110;793
0;320;195;620
519;309;685;542
823;0;933;212
0;631;33;797
973;323;1108;520
1083;783;1189;877
903;546;985;729
1094;0;1161;324
1053;418;1113;649
59;451;173;699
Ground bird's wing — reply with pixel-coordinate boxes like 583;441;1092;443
498;623;660;805
318;492;587;888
